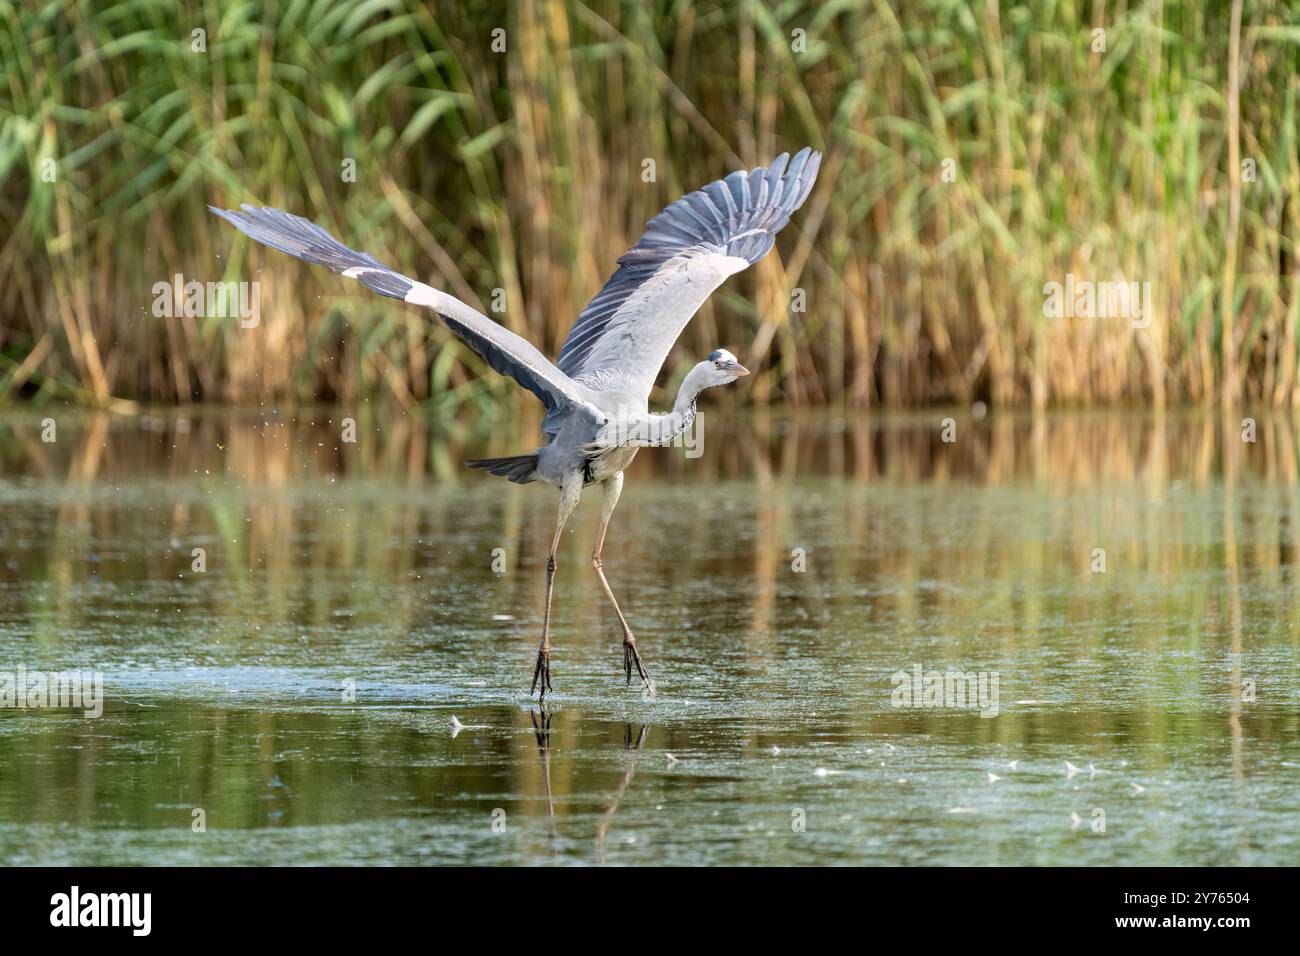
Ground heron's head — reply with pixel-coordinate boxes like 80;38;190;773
699;348;750;386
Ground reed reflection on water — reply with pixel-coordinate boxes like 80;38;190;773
0;408;1297;865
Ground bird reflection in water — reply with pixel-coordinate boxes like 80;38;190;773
529;710;652;863
529;708;558;855
595;723;650;865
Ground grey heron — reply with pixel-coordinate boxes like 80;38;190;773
210;147;821;699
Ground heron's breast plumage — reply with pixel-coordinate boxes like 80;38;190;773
583;445;639;484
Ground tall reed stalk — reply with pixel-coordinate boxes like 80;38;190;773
2;0;1300;410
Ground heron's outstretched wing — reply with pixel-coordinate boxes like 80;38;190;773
556;148;821;394
209;204;593;417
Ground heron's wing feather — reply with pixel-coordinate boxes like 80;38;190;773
209;204;592;416
556;148;821;393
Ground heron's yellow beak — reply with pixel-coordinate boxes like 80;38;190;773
731;363;751;377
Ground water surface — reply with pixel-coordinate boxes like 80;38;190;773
1;408;1297;864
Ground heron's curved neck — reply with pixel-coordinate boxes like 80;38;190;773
661;365;712;434
673;364;712;415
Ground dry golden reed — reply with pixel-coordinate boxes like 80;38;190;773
2;0;1299;411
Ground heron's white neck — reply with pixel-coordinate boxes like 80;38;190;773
595;363;716;450
672;363;714;416
631;363;709;445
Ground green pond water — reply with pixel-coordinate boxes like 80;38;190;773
0;407;1297;865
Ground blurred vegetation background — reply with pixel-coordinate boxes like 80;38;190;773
2;0;1299;412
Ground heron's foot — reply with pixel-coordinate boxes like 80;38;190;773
531;646;553;699
623;637;653;695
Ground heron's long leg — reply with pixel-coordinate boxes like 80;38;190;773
532;475;581;700
592;473;653;693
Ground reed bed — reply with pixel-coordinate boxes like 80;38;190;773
2;0;1300;410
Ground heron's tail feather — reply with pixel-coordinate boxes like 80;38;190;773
464;454;540;484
